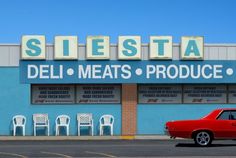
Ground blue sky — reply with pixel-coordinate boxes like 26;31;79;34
0;0;235;43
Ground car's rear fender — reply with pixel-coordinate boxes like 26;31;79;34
191;129;214;139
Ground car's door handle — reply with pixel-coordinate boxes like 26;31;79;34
232;123;236;126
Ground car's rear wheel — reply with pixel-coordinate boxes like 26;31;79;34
194;131;212;146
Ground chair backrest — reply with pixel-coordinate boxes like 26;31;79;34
100;115;114;125
77;113;92;124
33;114;48;124
56;115;70;125
13;115;26;125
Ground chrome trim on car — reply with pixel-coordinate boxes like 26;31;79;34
164;126;170;136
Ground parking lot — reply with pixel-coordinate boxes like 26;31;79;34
0;139;236;157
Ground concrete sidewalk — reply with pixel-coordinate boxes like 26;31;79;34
0;135;177;141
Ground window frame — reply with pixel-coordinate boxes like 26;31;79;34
217;110;236;120
31;84;122;105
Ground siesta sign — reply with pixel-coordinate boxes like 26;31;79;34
20;35;236;84
21;35;204;60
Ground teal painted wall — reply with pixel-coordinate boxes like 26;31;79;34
0;68;121;136
137;104;236;134
2;68;236;136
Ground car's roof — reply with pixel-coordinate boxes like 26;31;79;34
215;108;236;111
211;108;236;115
203;108;236;119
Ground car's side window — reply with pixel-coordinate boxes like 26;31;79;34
230;111;236;120
217;111;231;120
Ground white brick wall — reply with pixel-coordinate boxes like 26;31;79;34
0;44;236;67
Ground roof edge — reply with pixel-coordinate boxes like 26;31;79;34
0;43;235;47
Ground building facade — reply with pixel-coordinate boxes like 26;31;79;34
1;38;236;136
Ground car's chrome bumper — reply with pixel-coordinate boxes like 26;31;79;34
164;126;170;136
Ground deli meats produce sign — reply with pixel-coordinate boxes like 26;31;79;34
20;60;236;83
20;35;236;83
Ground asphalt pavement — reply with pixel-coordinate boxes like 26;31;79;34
0;139;236;157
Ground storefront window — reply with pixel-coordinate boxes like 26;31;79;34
31;84;121;104
183;85;227;104
138;85;182;104
228;85;236;103
76;84;121;104
31;84;75;104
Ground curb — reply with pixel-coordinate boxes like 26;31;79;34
0;135;175;141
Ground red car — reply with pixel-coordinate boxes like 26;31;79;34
165;108;236;146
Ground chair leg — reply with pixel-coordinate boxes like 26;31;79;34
34;127;36;136
111;126;113;136
91;126;94;136
56;126;58;136
13;127;16;136
100;126;103;136
78;126;80;136
57;126;58;136
23;127;25;136
89;126;91;136
47;126;49;136
99;126;101;136
110;126;112;136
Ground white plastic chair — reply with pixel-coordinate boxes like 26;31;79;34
55;115;70;136
12;115;26;136
77;113;93;136
99;114;114;136
33;114;49;136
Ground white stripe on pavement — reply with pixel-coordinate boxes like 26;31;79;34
41;151;72;158
0;152;27;158
85;151;117;157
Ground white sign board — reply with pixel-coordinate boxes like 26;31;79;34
181;36;204;60
118;36;141;60
32;85;75;104
54;36;78;60
86;36;110;59
76;85;120;103
138;85;182;103
183;85;226;103
21;35;46;60
150;36;172;60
